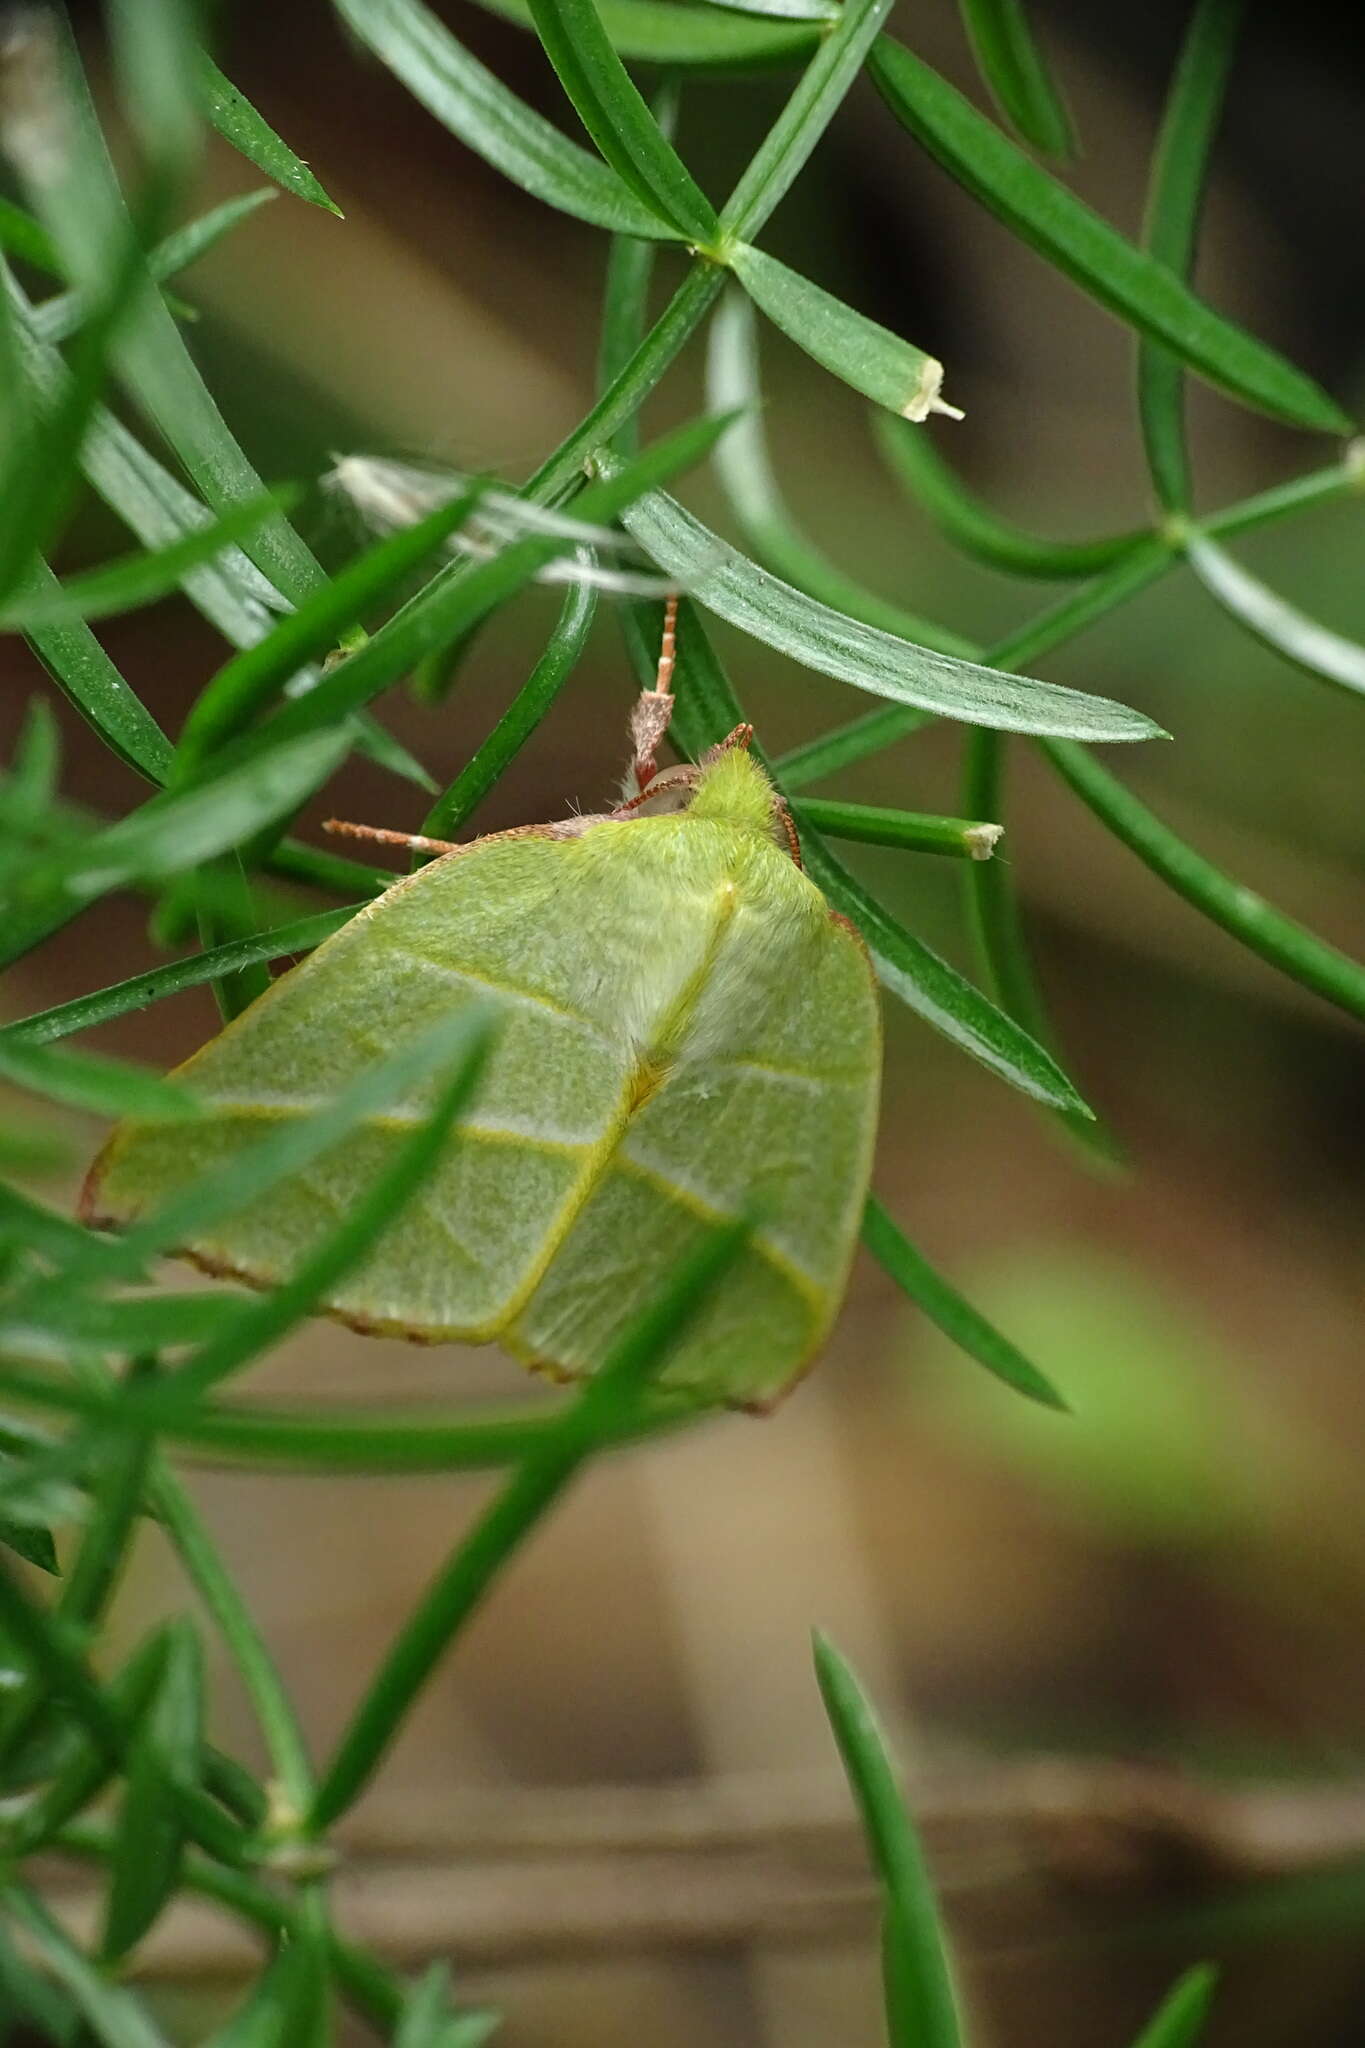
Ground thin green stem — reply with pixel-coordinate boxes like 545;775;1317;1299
794;797;1002;860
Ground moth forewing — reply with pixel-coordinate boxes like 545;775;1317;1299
81;617;882;1409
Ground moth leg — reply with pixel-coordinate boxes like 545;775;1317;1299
625;591;679;798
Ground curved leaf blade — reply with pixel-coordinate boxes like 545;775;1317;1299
1129;1965;1219;2048
198;56;342;214
957;0;1073;157
802;832;1095;1113
1041;737;1365;1025
1137;0;1245;511
863;1197;1065;1407
614;476;1163;740
729;242;959;421
1186;532;1365;699
526;0;720;239
469;0;819;68
868;36;1352;434
335;0;677;237
873;409;1147;579
813;1636;963;2048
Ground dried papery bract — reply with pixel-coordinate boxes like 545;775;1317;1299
83;612;881;1409
324;454;677;598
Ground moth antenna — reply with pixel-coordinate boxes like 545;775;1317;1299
626;592;680;797
323;818;461;856
655;591;678;696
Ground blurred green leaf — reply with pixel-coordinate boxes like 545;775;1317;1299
1138;0;1244;511
1130;1965;1219;2048
813;1635;962;2048
0;1882;174;2047
1186;531;1365;699
3;908;354;1047
614;474;1162;740
470;0;818;67
101;1620;203;1963
174;482;485;776
0;1910;83;2044
526;0;719;239
336;0;676;236
34;191;279;346
729;242;959;421
309;1210;750;1829
25;14;326;605
0;196;61;275
957;0;1073;156
868;36;1352;433
107;0;204;180
1;489;300;628
153;1006;497;1410
198;56;343;214
862;1197;1066;1408
0;1037;199;1122
16;727;351;909
0;1513;60;1574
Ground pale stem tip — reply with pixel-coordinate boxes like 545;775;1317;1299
901;358;964;425
964;822;1003;860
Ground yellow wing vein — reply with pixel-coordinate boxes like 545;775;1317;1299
378;943;609;1039
613;1155;825;1313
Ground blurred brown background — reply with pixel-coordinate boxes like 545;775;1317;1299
5;0;1365;2041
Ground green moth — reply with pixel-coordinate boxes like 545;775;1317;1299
82;604;881;1408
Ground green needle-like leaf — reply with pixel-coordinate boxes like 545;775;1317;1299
957;0;1073;157
102;1620;204;1964
719;0;893;239
0;490;299;628
174;483;486;776
423;576;597;840
868;36;1352;434
469;0;818;68
0;1883;174;2048
873;409;1147;579
198;57;342;214
526;0;720;240
794;798;1001;860
813;1635;963;2048
862;1197;1065;1408
1042;738;1365;1026
613;474;1162;740
1;909;355;1047
335;0;676;236
729;242;960;422
1186;531;1365;699
15;728;351;910
309;1213;749;1829
0;1038;199;1122
803;831;1094;1114
1138;0;1245;511
1129;1965;1219;2048
34;191;279;346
